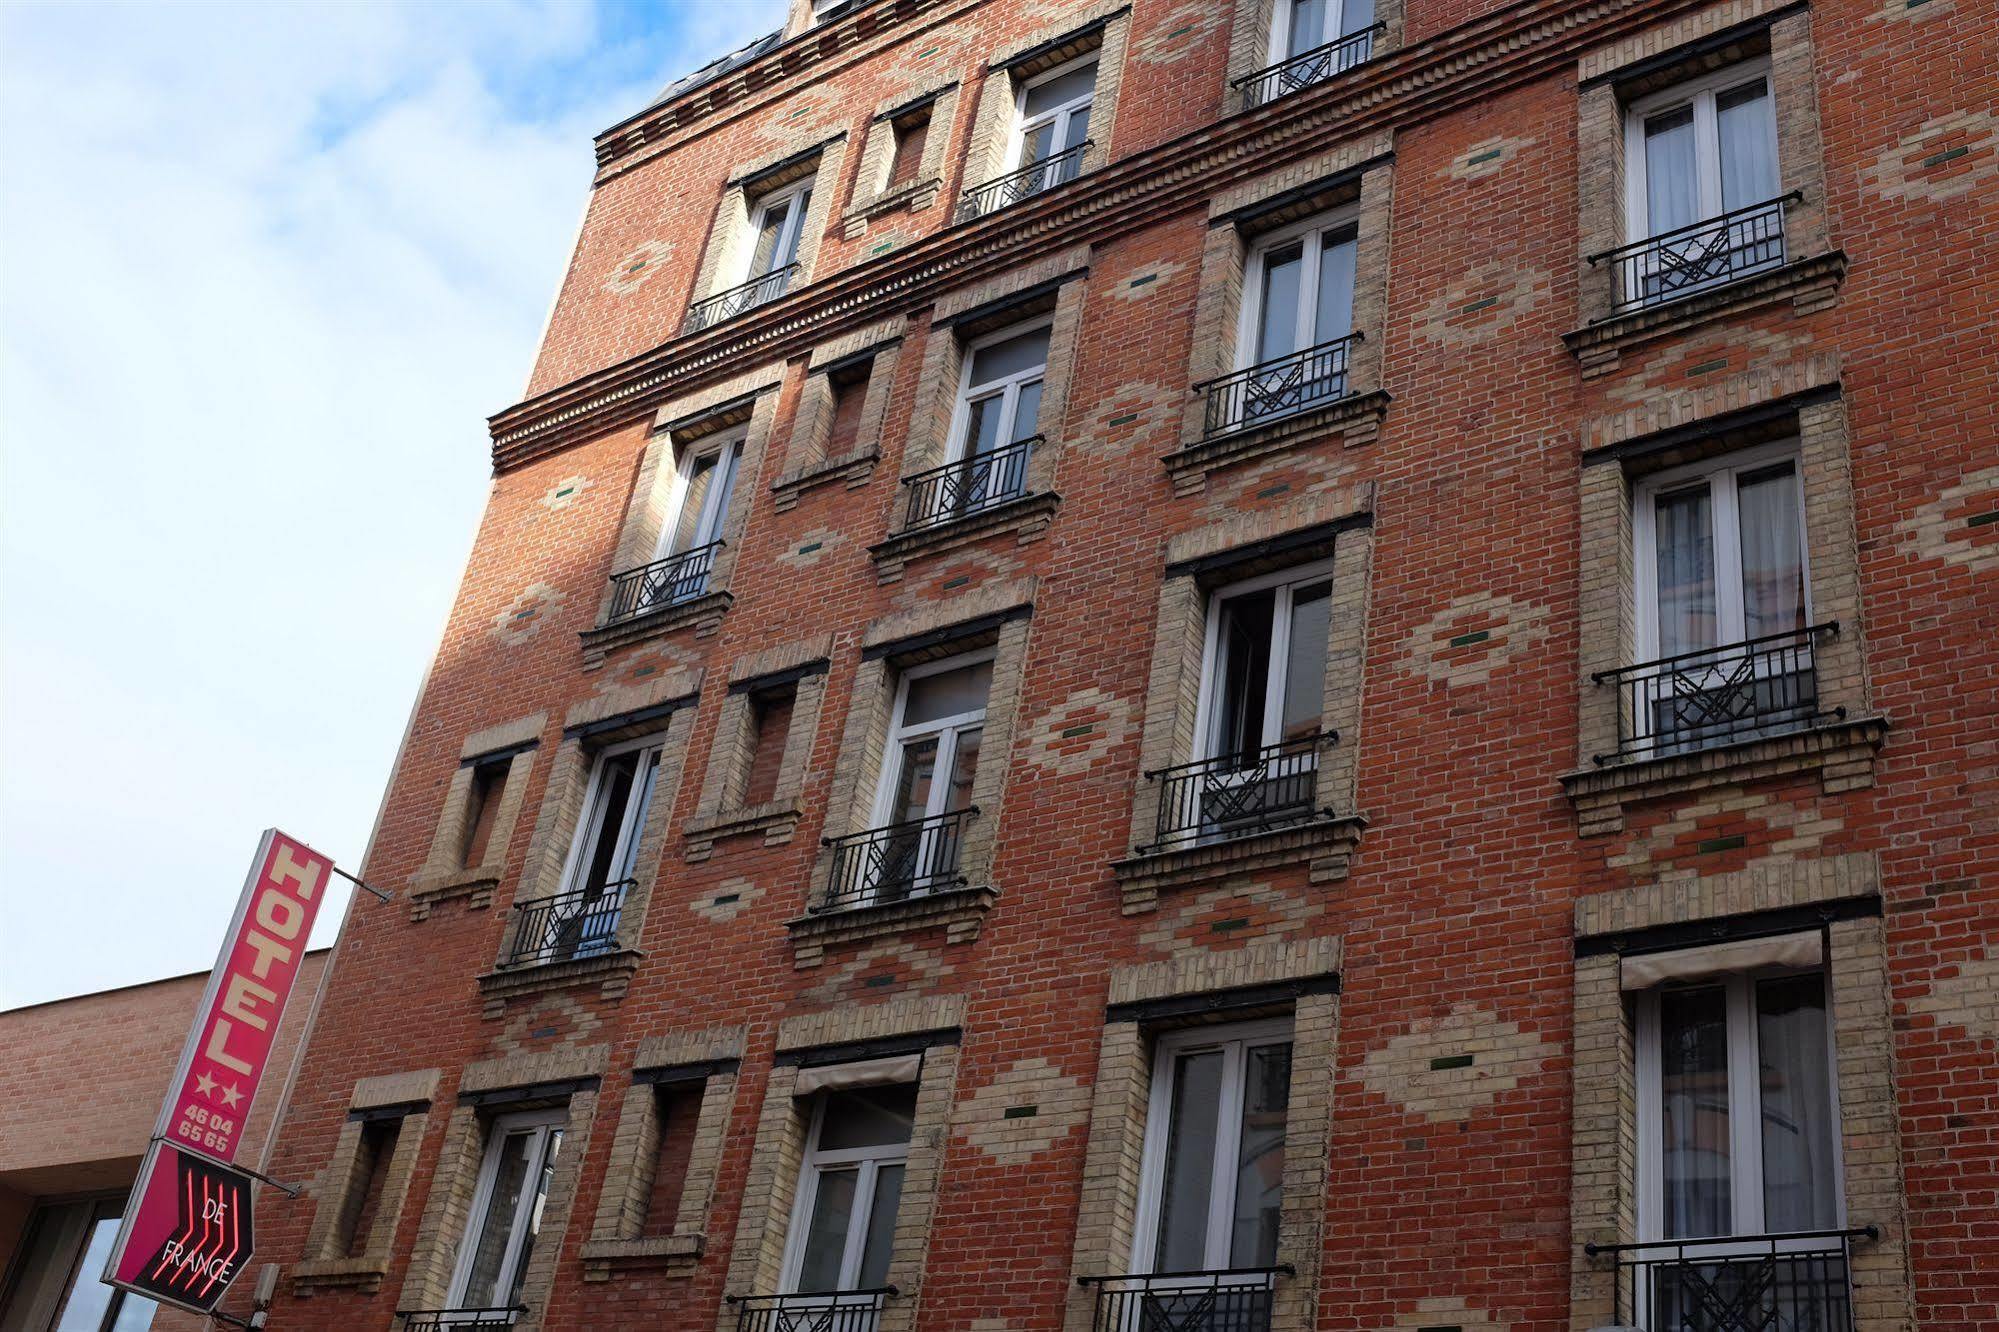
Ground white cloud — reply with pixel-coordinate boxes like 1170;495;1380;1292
0;0;783;1008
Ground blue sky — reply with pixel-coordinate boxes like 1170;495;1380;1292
0;0;786;1009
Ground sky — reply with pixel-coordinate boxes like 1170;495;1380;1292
0;0;787;1010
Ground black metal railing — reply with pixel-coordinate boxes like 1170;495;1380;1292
1592;192;1799;314
1198;332;1359;439
900;436;1037;531
607;541;723;623
686;262;800;332
818;807;977;912
1585;1227;1874;1332
398;1307;526;1332
503;880;630;968
726;1288;895;1332
1593;623;1838;762
1078;1267;1292;1332
961;140;1092;219
1235;26;1382;108
1144;732;1333;851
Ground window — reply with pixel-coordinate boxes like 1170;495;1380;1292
779;1084;917;1295
0;1197;156;1332
928;321;1047;521
446;1112;565;1314
745;178;814;288
1012;57;1096;185
460;760;509;869
1274;0;1375;60
741;685;797;809
515;738;661;966
1133;1022;1292;1277
616;432;742;621
1233;214;1357;421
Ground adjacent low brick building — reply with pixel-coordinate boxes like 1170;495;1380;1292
242;0;1996;1329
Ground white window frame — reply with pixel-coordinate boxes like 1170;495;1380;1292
1010;54;1097;171
742;176;815;284
1622;59;1777;243
1268;0;1372;62
1191;558;1337;764
1633;968;1845;1246
868;647;994;830
552;734;664;954
777;1087;917;1295
1234;208;1360;372
1130;1018;1294;1277
445;1109;566;1313
655;426;747;563
943;316;1050;466
1631;439;1811;663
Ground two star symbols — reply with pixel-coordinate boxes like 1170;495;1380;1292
193;1071;245;1110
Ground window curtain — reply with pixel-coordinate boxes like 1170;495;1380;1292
1736;464;1806;640
1717;82;1780;212
1654;484;1717;656
1756;976;1840;1232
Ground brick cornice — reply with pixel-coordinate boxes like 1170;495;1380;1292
490;0;1721;474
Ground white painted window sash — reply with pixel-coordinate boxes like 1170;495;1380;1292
868;647;994;830
1621;60;1775;243
556;735;665;897
1234;209;1360;373
743;177;815;283
1010;56;1096;169
943;317;1050;467
1191;558;1339;763
653;428;747;562
445;1110;565;1311
777;1094;915;1295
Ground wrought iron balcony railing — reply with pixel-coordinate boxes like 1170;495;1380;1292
398;1307;526;1332
1078;1267;1292;1332
961;140;1092;219
1143;731;1334;852
1592;192;1799;315
819;807;977;912
1593;623;1838;763
900;436;1037;531
726;1288;895;1332
1198;332;1359;440
606;541;723;623
1585;1227;1874;1332
686;262;800;332
1235;25;1382;108
503;880;629;968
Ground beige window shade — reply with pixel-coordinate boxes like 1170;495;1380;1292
792;1053;922;1095
1619;930;1823;990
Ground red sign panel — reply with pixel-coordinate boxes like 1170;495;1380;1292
158;829;333;1163
104;1141;256;1314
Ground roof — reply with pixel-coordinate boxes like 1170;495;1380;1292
653;28;783;106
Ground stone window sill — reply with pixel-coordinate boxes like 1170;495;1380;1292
783;882;996;968
407;867;500;922
839;176;943;238
1559;715;1888;837
579;1233;704;1281
868;491;1060;584
1562;252;1847;378
579;590;732;667
1110;815;1367;914
771;447;880;512
291;1255;388;1295
1164;390;1391;497
475;947;643;1017
683;801;802;861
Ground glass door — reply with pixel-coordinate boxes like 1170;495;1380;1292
446;1112;565;1317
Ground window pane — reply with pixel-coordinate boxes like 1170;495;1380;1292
890;737;938;824
109;1291;158;1332
1009;379;1045;443
945;728;981;813
903;662;994;726
1654;483;1718;656
967;328;1051;388
1214;588;1277;760
1644;104;1700;234
1280;582;1332;742
796;1167;858;1292
1059;105;1092;156
1717;80;1779;211
49;1217;120;1332
1757;974;1839;1232
1255;243;1304;363
779;189;811;266
1022;62;1097;118
962;393;1003;458
1230;1044;1292;1266
819;1085;920;1151
1339;0;1376;37
670;452;717;554
462;1130;535;1304
1287;0;1328;53
1020;118;1057;169
748;196;790;275
1659;987;1732;1239
1312;231;1357;344
506;1129;561;1305
1154;1049;1224;1271
1736;463;1806;640
858;1164;906;1288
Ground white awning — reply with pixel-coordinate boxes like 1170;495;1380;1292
1619;930;1822;990
792;1053;922;1095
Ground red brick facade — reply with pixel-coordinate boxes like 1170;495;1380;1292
248;1;1996;1330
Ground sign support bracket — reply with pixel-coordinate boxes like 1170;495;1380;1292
330;863;393;903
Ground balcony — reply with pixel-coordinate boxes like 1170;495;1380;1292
1235;26;1381;109
726;1289;894;1332
502;880;629;969
1077;1267;1290;1332
1197;333;1359;441
686;262;799;333
818;807;977;912
1592;193;1798;315
606;541;723;624
1142;731;1334;853
1592;623;1838;764
960;140;1091;220
900;436;1035;531
398;1308;525;1332
1585;1228;1873;1332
